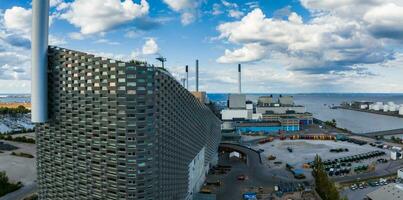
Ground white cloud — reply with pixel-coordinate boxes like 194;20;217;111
50;0;63;7
228;10;244;19
163;0;195;11
216;8;389;74
163;0;201;25
49;35;66;45
125;30;143;38
181;12;196;25
211;4;223;16
288;12;303;24
61;0;149;35
363;3;403;40
94;39;120;45
142;38;159;55
217;43;266;63
221;0;238;8
4;7;32;36
68;32;84;40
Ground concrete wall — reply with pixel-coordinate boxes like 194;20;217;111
221;109;249;120
256;106;306;114
228;94;246;109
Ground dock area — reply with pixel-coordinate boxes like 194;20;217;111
336;105;403;118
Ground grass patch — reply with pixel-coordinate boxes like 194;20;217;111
0;171;23;197
23;194;38;200
0;135;35;144
11;152;34;158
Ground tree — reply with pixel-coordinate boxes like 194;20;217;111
312;154;341;200
0;171;22;197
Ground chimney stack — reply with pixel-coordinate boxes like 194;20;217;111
196;60;199;92
238;64;242;94
185;65;189;90
31;0;49;123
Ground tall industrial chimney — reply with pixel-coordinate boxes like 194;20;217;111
195;60;199;92
185;65;189;90
238;64;242;94
31;0;49;123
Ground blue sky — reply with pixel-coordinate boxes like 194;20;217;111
1;0;403;94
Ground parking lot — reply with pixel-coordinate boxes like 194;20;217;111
254;139;392;181
340;177;401;200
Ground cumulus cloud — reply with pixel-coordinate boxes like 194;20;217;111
1;8;32;81
163;0;201;25
0;5;67;83
364;3;403;40
61;0;149;35
4;7;32;36
142;38;159;55
217;43;266;63
216;7;391;75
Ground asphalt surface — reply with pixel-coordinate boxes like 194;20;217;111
211;144;306;200
0;183;37;200
332;159;403;183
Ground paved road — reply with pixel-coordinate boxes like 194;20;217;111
0;183;37;200
362;128;403;137
212;144;307;200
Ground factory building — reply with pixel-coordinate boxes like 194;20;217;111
35;47;221;200
278;95;294;106
228;94;246;109
221;94;312;134
256;106;306;115
235;119;299;134
257;96;273;106
221;94;254;120
261;111;313;125
256;95;306;114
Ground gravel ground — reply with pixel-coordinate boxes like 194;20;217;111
0;140;36;184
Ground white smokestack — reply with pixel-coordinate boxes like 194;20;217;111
238;64;242;94
31;0;49;123
196;60;199;92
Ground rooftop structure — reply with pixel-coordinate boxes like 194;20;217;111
256;105;306;114
278;95;294;106
257;96;273;107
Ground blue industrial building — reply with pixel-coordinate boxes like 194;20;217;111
236;121;300;134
